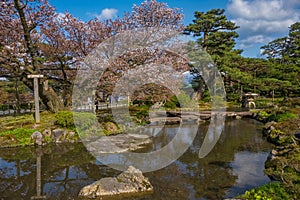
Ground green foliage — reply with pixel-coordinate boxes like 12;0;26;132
281;98;300;107
261;22;300;63
54;111;75;129
164;92;197;109
264;150;300;199
177;92;195;108
254;98;278;109
254;108;298;123
239;182;291;200
226;92;240;102
0;128;37;145
271;112;297;122
185;8;239;54
55;111;97;131
135;109;149;120
73;112;98;132
253;110;272;122
129;105;150;125
260;21;300;97
201;90;211;102
164;95;178;109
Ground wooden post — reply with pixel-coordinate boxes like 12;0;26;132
28;75;44;124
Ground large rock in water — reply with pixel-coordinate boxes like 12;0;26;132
79;166;153;198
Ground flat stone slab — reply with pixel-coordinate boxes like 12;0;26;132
84;134;151;154
79;166;153;198
149;117;180;123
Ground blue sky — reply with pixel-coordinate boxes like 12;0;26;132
48;0;300;58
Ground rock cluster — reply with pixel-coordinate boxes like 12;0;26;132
79;166;153;198
263;121;300;196
263;121;298;146
30;129;77;145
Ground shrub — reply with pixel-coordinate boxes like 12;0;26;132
73;112;97;131
201;90;211;102
164;92;197;109
239;182;291;200
164;95;178;109
55;111;97;131
54;111;75;129
177;92;196;108
254;108;298;123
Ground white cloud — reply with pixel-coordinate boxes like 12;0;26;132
228;0;298;21
96;8;118;20
227;0;300;52
238;35;273;49
230;151;270;187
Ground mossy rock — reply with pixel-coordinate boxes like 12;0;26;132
265;146;300;198
103;122;121;135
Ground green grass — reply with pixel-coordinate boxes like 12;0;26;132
0;112;58;132
272;112;298;122
0;128;37;146
0;111;80;147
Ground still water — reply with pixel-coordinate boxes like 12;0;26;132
0;119;271;200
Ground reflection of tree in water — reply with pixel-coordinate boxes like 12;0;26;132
144;119;269;199
0;146;36;199
40;143;118;199
181;119;269;199
0;143;116;200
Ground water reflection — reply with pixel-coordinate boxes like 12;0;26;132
31;147;46;199
0;119;271;200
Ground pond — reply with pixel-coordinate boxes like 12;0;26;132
0;119;271;200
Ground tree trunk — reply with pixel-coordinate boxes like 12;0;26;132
39;84;65;113
62;85;73;108
14;78;21;114
14;0;65;113
22;76;64;113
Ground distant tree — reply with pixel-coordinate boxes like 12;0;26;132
261;21;300;97
184;9;239;53
288;22;300;63
125;0;184;30
261;22;300;64
184;9;241;100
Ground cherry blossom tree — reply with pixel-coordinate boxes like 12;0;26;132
95;0;188;105
0;0;64;112
1;0;188;112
